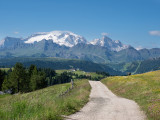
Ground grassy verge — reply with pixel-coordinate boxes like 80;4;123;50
101;70;160;120
0;79;91;120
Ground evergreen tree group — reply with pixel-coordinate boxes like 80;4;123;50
0;62;109;94
0;63;72;94
0;70;5;91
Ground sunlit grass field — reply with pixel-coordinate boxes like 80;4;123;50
56;70;104;79
55;69;68;74
0;79;91;120
101;70;160;120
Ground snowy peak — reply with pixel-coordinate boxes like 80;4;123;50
0;39;5;46
90;36;129;51
25;31;87;47
0;31;130;51
90;36;113;46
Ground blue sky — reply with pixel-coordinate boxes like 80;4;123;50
0;0;160;49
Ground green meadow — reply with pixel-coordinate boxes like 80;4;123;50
0;79;91;120
101;70;160;120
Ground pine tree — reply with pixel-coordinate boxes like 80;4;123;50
0;70;5;90
28;64;36;77
30;66;38;91
2;63;28;93
30;66;46;91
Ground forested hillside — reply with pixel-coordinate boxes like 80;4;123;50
0;57;122;75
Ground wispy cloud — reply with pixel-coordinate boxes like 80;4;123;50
149;30;160;36
136;46;143;50
14;31;19;34
101;32;109;36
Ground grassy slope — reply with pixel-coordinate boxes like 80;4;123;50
101;71;160;120
0;79;91;120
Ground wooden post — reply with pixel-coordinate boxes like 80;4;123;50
71;79;74;89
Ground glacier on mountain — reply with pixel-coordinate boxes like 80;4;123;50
0;31;129;52
25;31;87;47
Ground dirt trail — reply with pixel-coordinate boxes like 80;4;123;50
66;81;146;120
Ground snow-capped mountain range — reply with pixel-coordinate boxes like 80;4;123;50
25;31;88;47
1;30;160;63
0;31;129;51
90;36;129;51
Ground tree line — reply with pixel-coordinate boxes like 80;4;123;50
0;62;110;94
0;63;72;93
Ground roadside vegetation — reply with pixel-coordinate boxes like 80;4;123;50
101;70;160;120
0;79;91;120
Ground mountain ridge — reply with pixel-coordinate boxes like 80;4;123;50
90;36;129;51
0;31;129;51
24;31;88;47
1;31;160;63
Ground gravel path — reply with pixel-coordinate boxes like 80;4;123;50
66;81;146;120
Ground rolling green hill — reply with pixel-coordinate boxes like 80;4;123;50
0;79;91;120
107;57;160;75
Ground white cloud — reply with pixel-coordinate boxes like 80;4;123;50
149;30;160;36
101;32;109;36
136;46;143;50
14;32;19;34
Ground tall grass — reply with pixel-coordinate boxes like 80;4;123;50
0;79;91;120
101;70;160;120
